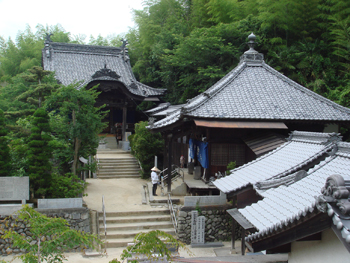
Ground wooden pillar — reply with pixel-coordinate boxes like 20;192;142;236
241;228;246;255
122;106;127;141
231;219;237;251
206;128;211;181
167;134;173;193
110;107;114;134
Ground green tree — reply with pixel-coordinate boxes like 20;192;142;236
3;205;101;263
0;25;42;81
27;108;52;198
48;172;86;198
0;24;73;82
16;66;58;108
109;230;188;263
130;121;164;178
0;109;11;176
45;84;107;176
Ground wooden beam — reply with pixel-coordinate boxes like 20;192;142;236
167;134;173;193
251;212;331;252
231;219;236;251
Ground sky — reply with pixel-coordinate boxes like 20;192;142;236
0;0;145;42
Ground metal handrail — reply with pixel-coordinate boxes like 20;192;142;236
159;167;168;177
160;165;184;195
162;165;184;183
167;193;177;233
96;157;100;177
102;195;107;253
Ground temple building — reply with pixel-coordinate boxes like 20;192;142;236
42;36;166;142
147;33;350;181
217;133;350;260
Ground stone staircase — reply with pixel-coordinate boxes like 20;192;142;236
98;210;175;248
96;136;140;179
97;157;140;179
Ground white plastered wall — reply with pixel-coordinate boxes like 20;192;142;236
323;124;339;133
289;228;349;263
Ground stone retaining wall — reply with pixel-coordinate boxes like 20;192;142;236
0;207;90;256
176;205;239;244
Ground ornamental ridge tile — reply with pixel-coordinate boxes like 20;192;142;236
241;148;350;244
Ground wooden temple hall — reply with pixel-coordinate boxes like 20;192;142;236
42;36;166;144
147;33;350;186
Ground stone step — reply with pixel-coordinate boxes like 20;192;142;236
98;159;138;164
99;167;138;171
98;170;140;175
97;175;140;179
104;228;175;239
100;210;169;217
99;214;171;224
98;209;175;248
99;221;173;231
99;165;140;171
99;164;139;168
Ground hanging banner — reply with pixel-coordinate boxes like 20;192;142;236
189;139;209;168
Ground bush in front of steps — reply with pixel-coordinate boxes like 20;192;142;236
108;230;190;263
129;121;164;179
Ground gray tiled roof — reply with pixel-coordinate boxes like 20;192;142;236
152;105;184;117
145;103;171;113
240;141;350;243
213;131;341;194
42;42;165;98
149;51;350;130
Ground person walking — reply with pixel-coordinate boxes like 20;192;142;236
180;155;185;168
151;167;160;196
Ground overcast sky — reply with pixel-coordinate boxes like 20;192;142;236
0;0;145;42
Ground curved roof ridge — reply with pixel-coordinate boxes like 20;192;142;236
289;131;341;144
136;81;166;93
48;42;124;54
262;62;350;115
244;153;339;243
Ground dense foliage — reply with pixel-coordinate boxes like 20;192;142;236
0;110;11;176
125;0;350;105
0;0;349;189
27;108;52;197
0;66;105;198
129;121;164;179
45;84;107;176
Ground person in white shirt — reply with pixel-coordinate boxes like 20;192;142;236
151;166;160;196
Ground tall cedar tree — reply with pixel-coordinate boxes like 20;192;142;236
0;109;11;176
27;108;52;197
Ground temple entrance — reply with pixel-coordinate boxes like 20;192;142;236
88;80;150;141
101;106;137;135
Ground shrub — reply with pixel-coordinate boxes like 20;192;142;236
130;121;164;179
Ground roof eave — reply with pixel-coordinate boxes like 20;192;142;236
248;211;329;252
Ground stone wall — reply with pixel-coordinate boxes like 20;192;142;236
176;205;237;244
0;207;90;256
